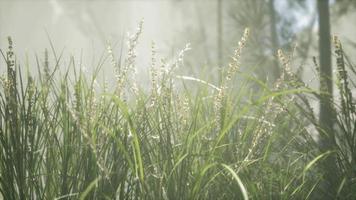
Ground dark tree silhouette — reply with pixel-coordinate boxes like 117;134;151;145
268;0;280;80
217;0;223;84
317;0;338;198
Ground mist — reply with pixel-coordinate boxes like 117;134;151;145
1;0;356;199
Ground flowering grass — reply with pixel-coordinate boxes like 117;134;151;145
0;24;355;199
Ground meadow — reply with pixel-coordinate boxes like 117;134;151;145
0;23;355;199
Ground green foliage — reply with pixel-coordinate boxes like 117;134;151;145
0;29;355;200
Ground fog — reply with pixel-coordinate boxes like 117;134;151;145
2;1;356;199
1;0;355;85
1;0;219;80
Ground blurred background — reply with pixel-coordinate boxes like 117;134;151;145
0;0;356;87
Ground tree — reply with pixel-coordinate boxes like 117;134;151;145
335;0;356;14
226;0;309;84
227;0;275;84
318;0;333;142
268;0;280;80
317;0;338;198
217;0;223;84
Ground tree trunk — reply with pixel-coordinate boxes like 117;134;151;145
317;0;338;198
268;0;280;81
217;0;223;84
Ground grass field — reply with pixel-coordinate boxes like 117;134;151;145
1;26;356;199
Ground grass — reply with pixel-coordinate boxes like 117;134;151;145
0;24;355;199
